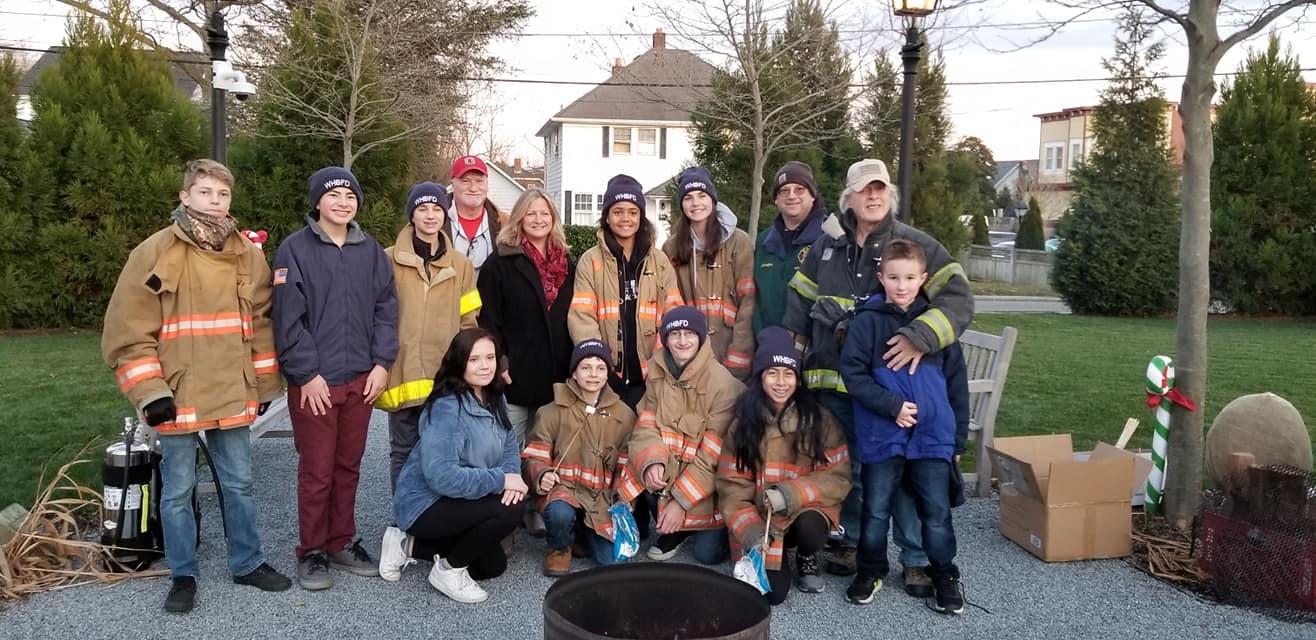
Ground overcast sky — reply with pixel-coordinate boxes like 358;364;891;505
4;0;1314;165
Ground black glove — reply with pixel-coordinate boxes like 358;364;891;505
142;397;177;426
257;401;270;416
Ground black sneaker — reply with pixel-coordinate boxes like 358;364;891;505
163;576;196;614
930;573;964;615
845;574;882;604
234;562;293;592
645;532;689;561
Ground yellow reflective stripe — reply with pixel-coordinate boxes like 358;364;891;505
925;262;965;299
140;484;150;532
818;295;855;309
788;272;820;300
803;368;847;393
375;379;434;411
459;289;482;315
915;308;954;349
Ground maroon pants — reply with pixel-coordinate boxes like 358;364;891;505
289;372;373;558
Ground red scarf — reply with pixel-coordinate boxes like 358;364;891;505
522;238;568;307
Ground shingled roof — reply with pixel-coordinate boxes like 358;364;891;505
537;30;716;136
17;46;205;98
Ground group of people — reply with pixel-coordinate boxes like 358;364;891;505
101;153;976;617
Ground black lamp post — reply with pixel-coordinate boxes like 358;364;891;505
207;10;229;163
892;0;938;224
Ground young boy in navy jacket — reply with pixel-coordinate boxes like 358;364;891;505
838;239;969;614
273;166;399;590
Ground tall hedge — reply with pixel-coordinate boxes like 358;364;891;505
1016;196;1045;250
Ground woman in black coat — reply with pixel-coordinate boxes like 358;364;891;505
476;187;576;447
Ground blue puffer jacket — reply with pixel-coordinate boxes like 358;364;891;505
393;391;520;530
838;294;969;463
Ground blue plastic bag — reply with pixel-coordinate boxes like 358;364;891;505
733;546;771;595
610;502;639;561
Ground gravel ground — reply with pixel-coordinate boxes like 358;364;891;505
1;410;1310;640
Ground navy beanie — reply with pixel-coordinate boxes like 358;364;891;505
602;174;646;217
660;305;707;348
677;166;718;208
570;339;613;374
753;327;800;377
406;182;451;221
307;166;364;217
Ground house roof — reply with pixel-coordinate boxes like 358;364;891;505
645;176;676;198
536;42;716;137
494;161;545;186
993;161;1021;188
17;46;205;97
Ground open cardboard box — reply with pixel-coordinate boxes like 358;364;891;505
987;434;1139;562
1075;443;1155;506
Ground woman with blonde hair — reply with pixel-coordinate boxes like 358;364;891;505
477;187;576;445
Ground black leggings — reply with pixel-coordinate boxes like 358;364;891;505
407;495;527;579
765;510;829;605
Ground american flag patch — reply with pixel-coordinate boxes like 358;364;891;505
273;268;288;285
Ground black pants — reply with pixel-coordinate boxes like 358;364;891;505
765;511;829;605
407;495;527;579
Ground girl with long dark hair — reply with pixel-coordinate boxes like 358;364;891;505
717;327;851;606
378;328;529;604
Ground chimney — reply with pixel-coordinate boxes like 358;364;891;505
513;157;523;173
612;57;625;74
653;28;666;49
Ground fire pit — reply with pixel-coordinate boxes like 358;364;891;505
543;563;770;639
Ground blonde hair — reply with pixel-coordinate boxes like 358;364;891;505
498;188;569;253
183;159;234;190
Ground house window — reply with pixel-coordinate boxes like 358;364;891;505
1068;139;1083;170
1043;143;1065;172
551;133;561;158
596;194;605;211
636;128;657;156
612;128;632;155
574;192;596;214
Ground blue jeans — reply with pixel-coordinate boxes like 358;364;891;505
822;391;927;566
158;428;264;579
542;500;625;566
857;457;958;578
688;528;730;565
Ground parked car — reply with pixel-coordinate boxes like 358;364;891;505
989;231;1016;257
1045;237;1062;252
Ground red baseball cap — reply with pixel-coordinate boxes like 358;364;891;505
451;155;488;178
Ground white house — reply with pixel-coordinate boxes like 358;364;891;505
536;29;716;245
481;161;527;214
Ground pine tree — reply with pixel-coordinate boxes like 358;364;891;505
971;213;989;246
20;3;206;327
1209;36;1316;315
1017;196;1045;250
1051;8;1180;316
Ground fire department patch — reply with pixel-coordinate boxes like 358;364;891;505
796;245;811;263
273;268;288;285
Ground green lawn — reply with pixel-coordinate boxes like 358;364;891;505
972;314;1316;455
1;316;1313;509
0;332;128;509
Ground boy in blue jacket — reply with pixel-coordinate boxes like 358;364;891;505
838;239;968;614
273;166;399;591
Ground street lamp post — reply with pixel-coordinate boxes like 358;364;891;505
207;10;229;163
891;0;939;224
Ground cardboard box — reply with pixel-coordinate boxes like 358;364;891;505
1074;443;1155;506
987;434;1136;562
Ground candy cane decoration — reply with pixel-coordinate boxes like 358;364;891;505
1143;355;1198;513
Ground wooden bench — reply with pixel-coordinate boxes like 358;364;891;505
959;326;1018;497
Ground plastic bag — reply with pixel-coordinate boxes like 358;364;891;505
609;502;639;561
732;546;771;595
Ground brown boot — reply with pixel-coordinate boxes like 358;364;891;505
543;548;572;577
824;546;857;576
903;565;934;598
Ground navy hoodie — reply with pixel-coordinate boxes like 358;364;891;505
272;215;399;386
839;294;969;463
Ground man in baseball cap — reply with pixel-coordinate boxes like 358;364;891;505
447;155;505;274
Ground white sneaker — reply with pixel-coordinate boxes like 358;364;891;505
378;526;415;582
427;556;489;604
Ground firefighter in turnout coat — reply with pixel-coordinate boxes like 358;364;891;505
522;339;637;576
618;306;745;564
718;327;851;605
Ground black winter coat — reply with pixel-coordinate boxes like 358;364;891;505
477;244;576;408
